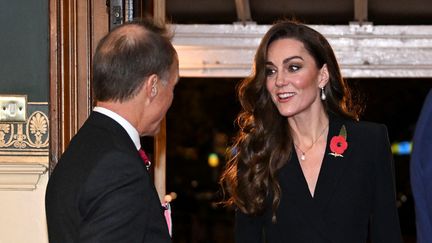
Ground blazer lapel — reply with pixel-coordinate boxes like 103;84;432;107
314;114;353;209
287;159;335;243
283;114;354;243
282;152;334;242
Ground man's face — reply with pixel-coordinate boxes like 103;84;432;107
142;59;179;136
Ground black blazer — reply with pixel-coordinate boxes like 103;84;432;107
45;112;171;243
236;115;402;243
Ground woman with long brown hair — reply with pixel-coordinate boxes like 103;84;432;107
220;20;402;243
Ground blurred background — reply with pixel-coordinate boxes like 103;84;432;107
138;0;432;242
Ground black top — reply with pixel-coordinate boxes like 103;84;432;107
235;115;402;243
45;112;171;243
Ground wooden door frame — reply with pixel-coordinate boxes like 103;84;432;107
49;0;108;171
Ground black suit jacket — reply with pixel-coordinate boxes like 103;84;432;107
45;112;171;243
236;115;402;243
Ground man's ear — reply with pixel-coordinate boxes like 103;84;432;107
318;64;329;87
145;74;159;99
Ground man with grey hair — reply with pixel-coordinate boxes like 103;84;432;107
45;18;178;243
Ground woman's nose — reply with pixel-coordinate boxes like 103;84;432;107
275;73;288;87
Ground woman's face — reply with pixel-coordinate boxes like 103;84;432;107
265;38;328;117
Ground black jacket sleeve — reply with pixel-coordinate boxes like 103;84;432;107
370;125;403;243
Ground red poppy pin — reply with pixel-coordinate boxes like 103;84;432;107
329;125;348;157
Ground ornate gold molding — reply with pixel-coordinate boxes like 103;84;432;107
0;111;49;150
0;108;49;166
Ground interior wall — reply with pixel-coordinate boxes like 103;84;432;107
0;0;49;101
0;1;49;242
0;174;48;243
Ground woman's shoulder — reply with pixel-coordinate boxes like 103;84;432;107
352;123;389;147
351;120;386;131
332;115;388;138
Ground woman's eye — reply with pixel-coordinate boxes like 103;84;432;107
288;65;301;72
265;68;276;76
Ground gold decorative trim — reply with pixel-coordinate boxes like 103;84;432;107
28;102;49;105
0;111;49;150
0;110;49;165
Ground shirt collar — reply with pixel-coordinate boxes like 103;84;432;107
93;106;140;150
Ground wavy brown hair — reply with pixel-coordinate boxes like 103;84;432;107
220;20;361;222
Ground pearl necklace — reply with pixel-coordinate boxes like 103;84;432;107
294;124;329;161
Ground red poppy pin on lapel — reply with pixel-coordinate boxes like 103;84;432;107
329;125;348;157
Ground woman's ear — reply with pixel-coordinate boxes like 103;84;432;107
319;64;329;87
